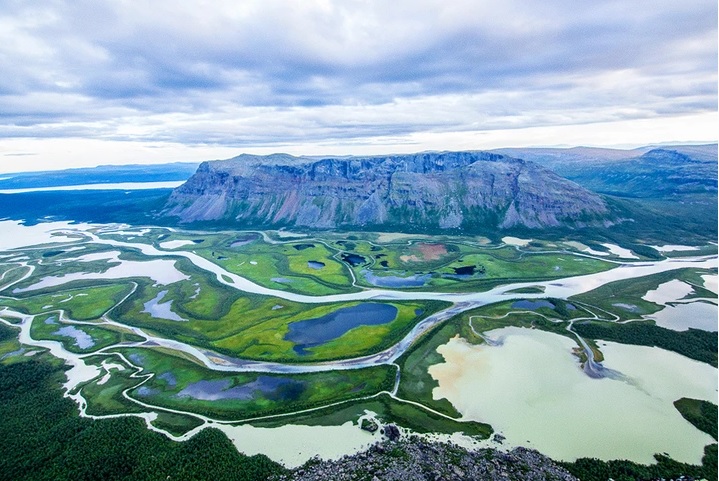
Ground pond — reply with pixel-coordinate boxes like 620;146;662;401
511;299;554;310
452;265;476;276
648;301;718;332
285;303;398;355
271;277;293;284
341;253;366;267
612;302;640;312
642;279;693;304
429;327;717;464
15;258;189;292
158;371;177;387
218;421;379;469
159;240;195;249
362;270;430;288
142;290;185;322
293;243;315;251
54;325;95;349
230;234;259;248
307;261;325;270
176;376;305;401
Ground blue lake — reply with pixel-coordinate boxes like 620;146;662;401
341;253;366;266
285;303;398;355
511;300;555;310
362;269;431;288
176;376;304;401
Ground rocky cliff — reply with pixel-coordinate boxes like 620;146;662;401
164;151;611;231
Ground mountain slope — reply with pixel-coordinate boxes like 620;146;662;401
164;151;612;231
493;144;718;241
493;144;718;199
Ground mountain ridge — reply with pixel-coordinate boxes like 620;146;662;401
164;151;613;232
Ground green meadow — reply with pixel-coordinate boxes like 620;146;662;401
106;261;449;362
28;313;143;354
0;283;133;320
251;392;492;439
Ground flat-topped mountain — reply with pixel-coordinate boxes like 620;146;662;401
164;151;612;232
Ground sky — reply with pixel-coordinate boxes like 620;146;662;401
0;0;716;173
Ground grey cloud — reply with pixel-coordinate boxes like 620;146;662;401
0;0;715;146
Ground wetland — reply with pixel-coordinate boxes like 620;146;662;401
0;219;716;470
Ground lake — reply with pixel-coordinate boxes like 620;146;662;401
285;303;398;355
429;327;717;464
362;270;431;288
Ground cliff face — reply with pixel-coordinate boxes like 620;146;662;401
164;151;611;231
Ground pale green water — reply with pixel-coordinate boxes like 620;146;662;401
429;327;717;464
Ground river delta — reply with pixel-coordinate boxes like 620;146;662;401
0;220;716;468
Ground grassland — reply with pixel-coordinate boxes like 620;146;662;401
674;398;718;440
163;232;359;296
0;264;31;288
334;237;615;292
0;283;133;320
28;313;143;354
143;229;617;296
110;265;449;362
395;320;464;418
573;320;718;367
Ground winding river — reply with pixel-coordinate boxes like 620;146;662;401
80;229;717;373
1;221;716;375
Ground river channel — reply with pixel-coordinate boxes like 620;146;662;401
1;221;717;467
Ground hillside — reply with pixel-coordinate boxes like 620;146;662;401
493;144;717;198
493;144;718;241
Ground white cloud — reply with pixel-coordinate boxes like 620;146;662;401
0;0;715;169
0;112;715;173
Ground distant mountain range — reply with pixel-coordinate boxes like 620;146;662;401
493;144;717;199
0;144;715;242
0;162;199;190
164;151;612;232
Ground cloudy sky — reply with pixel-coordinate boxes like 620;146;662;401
0;0;716;172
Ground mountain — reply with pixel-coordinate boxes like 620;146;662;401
164;151;612;232
493;144;718;241
493;144;717;198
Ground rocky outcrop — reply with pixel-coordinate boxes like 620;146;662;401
272;438;579;481
164;151;611;231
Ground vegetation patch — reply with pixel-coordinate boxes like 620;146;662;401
252;392;492;438
112;347;395;420
674;398;718;439
573;320;718;367
571;268;717;321
0;283;133;321
0;359;285;481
